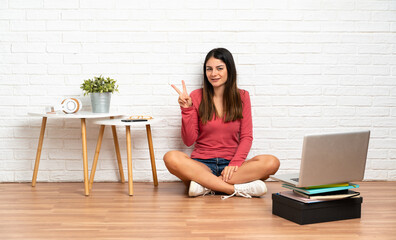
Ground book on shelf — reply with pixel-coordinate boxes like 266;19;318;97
293;190;360;200
282;183;359;195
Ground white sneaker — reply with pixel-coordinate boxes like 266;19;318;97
221;180;267;200
188;181;213;197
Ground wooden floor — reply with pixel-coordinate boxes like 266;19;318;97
0;181;395;240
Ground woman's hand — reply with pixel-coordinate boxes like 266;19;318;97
171;80;192;108
221;165;239;183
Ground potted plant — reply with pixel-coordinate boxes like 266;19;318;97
80;75;119;113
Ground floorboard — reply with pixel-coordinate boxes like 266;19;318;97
0;181;395;239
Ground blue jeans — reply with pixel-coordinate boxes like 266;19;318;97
192;158;230;177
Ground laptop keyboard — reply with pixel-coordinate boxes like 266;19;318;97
291;178;299;182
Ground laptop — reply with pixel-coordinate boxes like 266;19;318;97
270;130;370;187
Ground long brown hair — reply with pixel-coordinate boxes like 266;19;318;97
199;48;243;124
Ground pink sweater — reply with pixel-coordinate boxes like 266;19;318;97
181;88;253;167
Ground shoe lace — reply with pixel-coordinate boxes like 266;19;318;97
203;190;215;197
221;189;252;200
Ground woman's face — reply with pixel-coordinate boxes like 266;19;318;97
205;57;228;89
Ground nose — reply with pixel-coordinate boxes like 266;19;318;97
211;69;218;76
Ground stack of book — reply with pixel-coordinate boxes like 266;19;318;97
277;183;360;203
272;182;363;224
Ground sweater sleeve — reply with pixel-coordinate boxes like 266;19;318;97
180;93;200;147
228;90;253;166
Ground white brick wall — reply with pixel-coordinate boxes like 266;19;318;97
1;0;395;182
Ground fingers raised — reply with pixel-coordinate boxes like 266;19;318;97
182;80;188;94
171;84;182;95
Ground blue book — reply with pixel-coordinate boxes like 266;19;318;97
282;183;359;195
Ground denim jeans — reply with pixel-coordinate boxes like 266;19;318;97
192;158;230;177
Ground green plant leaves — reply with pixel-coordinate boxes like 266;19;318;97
80;75;119;96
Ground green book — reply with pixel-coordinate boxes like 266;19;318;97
304;183;349;189
293;190;360;200
282;183;359;195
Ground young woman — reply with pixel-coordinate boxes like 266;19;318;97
164;48;280;199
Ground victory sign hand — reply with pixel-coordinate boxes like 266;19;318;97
171;80;192;108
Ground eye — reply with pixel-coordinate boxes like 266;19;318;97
206;67;212;71
217;67;223;71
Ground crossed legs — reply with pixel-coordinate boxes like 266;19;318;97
163;151;280;195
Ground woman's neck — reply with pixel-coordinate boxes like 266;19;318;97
213;85;225;99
